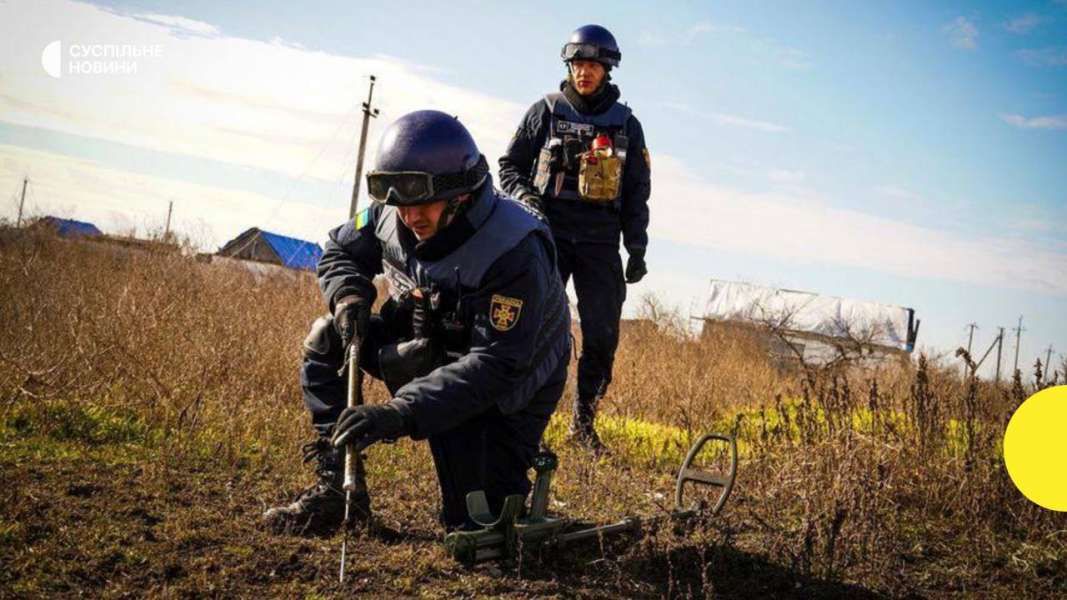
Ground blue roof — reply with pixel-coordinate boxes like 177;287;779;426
41;216;103;238
259;230;323;271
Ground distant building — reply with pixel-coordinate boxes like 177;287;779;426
692;278;920;364
217;227;323;271
34;216;103;238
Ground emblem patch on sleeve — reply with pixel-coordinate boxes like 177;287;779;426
490;294;523;332
642;148;651;170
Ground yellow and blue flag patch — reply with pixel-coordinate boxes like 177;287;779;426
354;206;373;230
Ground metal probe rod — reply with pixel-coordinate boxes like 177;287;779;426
339;337;365;584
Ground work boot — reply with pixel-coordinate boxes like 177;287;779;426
262;438;370;535
569;394;606;454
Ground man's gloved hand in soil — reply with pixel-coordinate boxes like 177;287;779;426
333;294;370;348
330;402;412;451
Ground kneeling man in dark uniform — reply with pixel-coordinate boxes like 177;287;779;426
264;110;571;533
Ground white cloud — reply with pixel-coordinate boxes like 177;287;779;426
637;31;668;47
131;13;221;37
944;16;979;50
0;143;336;250
1001;113;1067;130
685;21;746;40
662;102;790;133
269;36;307;51
1017;47;1067;67
0;0;524;205
638;20;745;47
767;169;805;184
777;48;813;70
649;155;1067;296
1004;13;1042;34
1009;217;1053;233
874;186;922;202
636;20;807;70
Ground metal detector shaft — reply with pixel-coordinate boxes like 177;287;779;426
339;337;366;584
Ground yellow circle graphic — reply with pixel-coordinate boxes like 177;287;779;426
1004;385;1067;512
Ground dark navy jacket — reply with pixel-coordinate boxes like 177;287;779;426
498;94;651;254
317;179;570;439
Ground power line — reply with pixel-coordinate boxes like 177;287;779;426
250;93;368;239
218;93;367;257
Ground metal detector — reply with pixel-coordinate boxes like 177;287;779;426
444;432;738;566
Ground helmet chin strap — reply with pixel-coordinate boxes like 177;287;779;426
437;193;472;231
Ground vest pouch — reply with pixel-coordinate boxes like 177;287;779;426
533;139;563;196
578;150;623;202
533;146;552;195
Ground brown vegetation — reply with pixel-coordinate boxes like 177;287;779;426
1;229;1063;598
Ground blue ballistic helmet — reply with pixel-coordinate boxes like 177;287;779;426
561;24;621;68
366;110;489;206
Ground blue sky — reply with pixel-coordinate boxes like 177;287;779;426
1;0;1065;377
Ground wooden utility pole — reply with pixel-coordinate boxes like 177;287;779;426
972;329;1007;379
16;177;28;228
164;200;173;239
995;327;1005;383
1012;316;1025;372
1045;345;1054;378
349;75;381;219
963;322;977;377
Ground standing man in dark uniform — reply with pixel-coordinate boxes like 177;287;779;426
499;24;651;451
264;110;570;533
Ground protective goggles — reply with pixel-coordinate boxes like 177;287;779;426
366;156;489;206
561;43;621;65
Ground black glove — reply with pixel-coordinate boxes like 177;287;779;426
409;287;435;339
333;294;370;348
331;401;411;451
625;252;647;284
378;338;444;395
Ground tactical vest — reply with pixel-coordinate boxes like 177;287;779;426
374;184;570;414
533;92;632;203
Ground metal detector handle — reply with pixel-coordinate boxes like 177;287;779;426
675;433;737;516
343;338;365;493
528;451;558;519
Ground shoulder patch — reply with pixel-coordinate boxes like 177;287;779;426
643;148;651;170
490;294;523;332
354;206;374;230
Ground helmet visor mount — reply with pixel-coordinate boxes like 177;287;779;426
561;42;620;66
366;155;489;206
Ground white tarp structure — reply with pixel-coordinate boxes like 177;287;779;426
693;279;919;355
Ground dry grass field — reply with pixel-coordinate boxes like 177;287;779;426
1;228;1064;598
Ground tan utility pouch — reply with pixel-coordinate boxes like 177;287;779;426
577;151;623;202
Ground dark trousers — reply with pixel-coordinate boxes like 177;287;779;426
555;239;626;400
428;367;563;529
299;314;565;529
